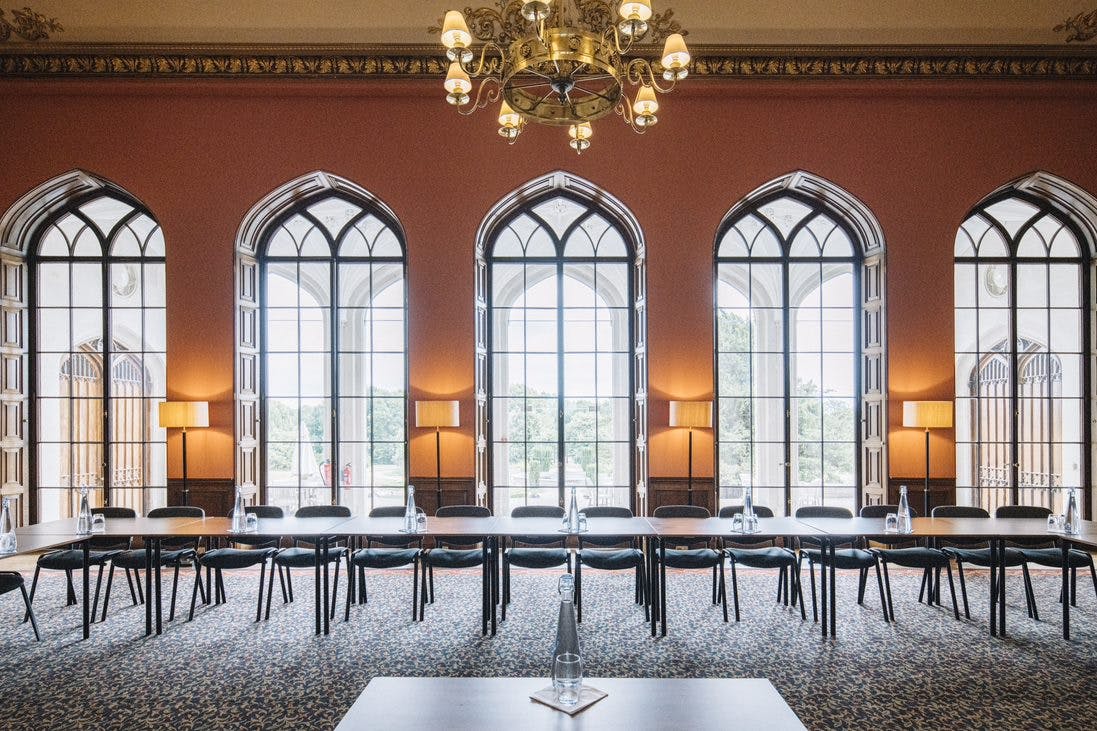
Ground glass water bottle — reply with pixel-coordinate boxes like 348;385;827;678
552;574;582;672
1065;487;1080;535
231;486;247;532
897;485;912;534
404;485;418;532
743;484;758;533
566;486;581;533
76;486;92;535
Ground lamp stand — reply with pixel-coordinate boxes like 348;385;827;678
922;427;930;517
435;427;443;509
181;426;190;507
686;427;694;506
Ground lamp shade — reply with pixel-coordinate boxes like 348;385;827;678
416;400;460;428
158;401;209;429
902;401;953;429
669;400;712;429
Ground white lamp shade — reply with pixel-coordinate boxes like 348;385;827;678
159;401;209;429
440;10;472;49
416;400;460;428
444;62;472;94
902;401;953;429
669;400;713;429
661;33;690;69
633;85;658;115
619;0;653;21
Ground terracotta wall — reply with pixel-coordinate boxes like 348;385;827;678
2;77;1096;486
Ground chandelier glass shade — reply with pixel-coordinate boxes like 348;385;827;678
434;0;690;153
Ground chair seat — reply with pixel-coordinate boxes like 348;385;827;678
351;548;419;569
1019;547;1093;568
873;547;951;568
662;548;723;569
726;546;797;569
37;549;121;570
273;546;347;568
580;548;644;571
199;547;274;570
506;547;568;569
422;548;484;569
801;548;877;570
112;548;196;569
0;572;24;595
943;547;1027;567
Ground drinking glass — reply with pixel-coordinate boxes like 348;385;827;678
577;514;588;532
416;511;427;532
731;513;744;532
884;513;898;533
245;512;259;532
1047;514;1062;532
553;652;583;706
91;513;106;533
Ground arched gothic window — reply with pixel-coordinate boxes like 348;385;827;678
715;172;886;517
954;172;1097;516
236;173;407;515
4;173;167;520
475;173;647;513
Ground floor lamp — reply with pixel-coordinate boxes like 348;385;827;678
669;401;713;507
415;400;460;509
902;400;953;516
159;401;209;507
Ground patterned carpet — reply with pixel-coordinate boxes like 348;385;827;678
0;563;1095;731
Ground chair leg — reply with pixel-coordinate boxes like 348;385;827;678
729;560;740;622
216;570;226;604
857;566;868;605
90;564;105;622
330;558;341;621
1090;557;1097;602
125;567;139;605
711;564;717;605
1071;566;1078;607
934;566;942;606
359;566;367;605
501;554;509;621
278;564;288;604
20;584;40;641
429;563;435;604
101;564;116;623
873;561;888;622
188;565;201;621
945;563;960;621
134;568;145;604
719;562;728;623
880;561;895;622
808;558;818;623
168;563;181;622
1022;564;1037;620
265;560;277;620
23;565;41;623
642;564;650;622
918;567;927;603
65;570;76;606
412;559;420;621
956;562;970;619
256;561;267;622
286;567;294;603
344;562;355;622
794;563;805;620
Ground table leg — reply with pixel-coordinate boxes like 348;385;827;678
314;542;322;636
646;537;657;637
82;540;90;636
155;538;163;635
491;536;498;635
1062;540;1070;640
323;538;331;635
660;538;667;637
480;538;488;636
820;539;828;639
998;537;1006;636
989;538;998;637
829;541;837;638
145;537;153;636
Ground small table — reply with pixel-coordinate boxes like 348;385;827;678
335;677;806;730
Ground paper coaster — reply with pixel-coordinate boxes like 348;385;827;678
557;528;589;534
530;685;608;716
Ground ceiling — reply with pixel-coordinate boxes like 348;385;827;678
6;0;1097;47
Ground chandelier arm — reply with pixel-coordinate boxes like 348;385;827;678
623;58;677;94
457;77;503;116
615;98;648;135
601;23;637;56
461;40;508;78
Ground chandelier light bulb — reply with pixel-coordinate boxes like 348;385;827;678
568;122;593;154
522;0;552;23
661;32;690;80
619;0;653;21
497;100;523;140
444;61;472;105
632;84;659;126
441;10;474;62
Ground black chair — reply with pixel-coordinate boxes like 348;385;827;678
651;505;728;625
719;505;804;622
25;506;135;623
100;506;206;623
932;505;1036;621
795;506;888;623
265;504;351;621
574;506;648;623
345;505;422;622
996;504;1097;617
418;505;491;622
502;505;569;621
2;571;40;640
188;505;282;623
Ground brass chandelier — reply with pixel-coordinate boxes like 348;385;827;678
434;0;691;154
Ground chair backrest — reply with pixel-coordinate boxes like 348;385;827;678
510;505;565;547
367;505;423;547
932;505;989;519
581;506;633;519
718;505;775;519
995;505;1052;519
435;505;491;548
860;504;919;519
577;505;635;548
795;506;853;519
89;507;137;550
228;505;284;548
653;505;710;519
147;506;205;550
295;505;352;519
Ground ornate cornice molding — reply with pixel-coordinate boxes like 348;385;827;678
0;6;62;44
1055;6;1097;43
1;43;1096;80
